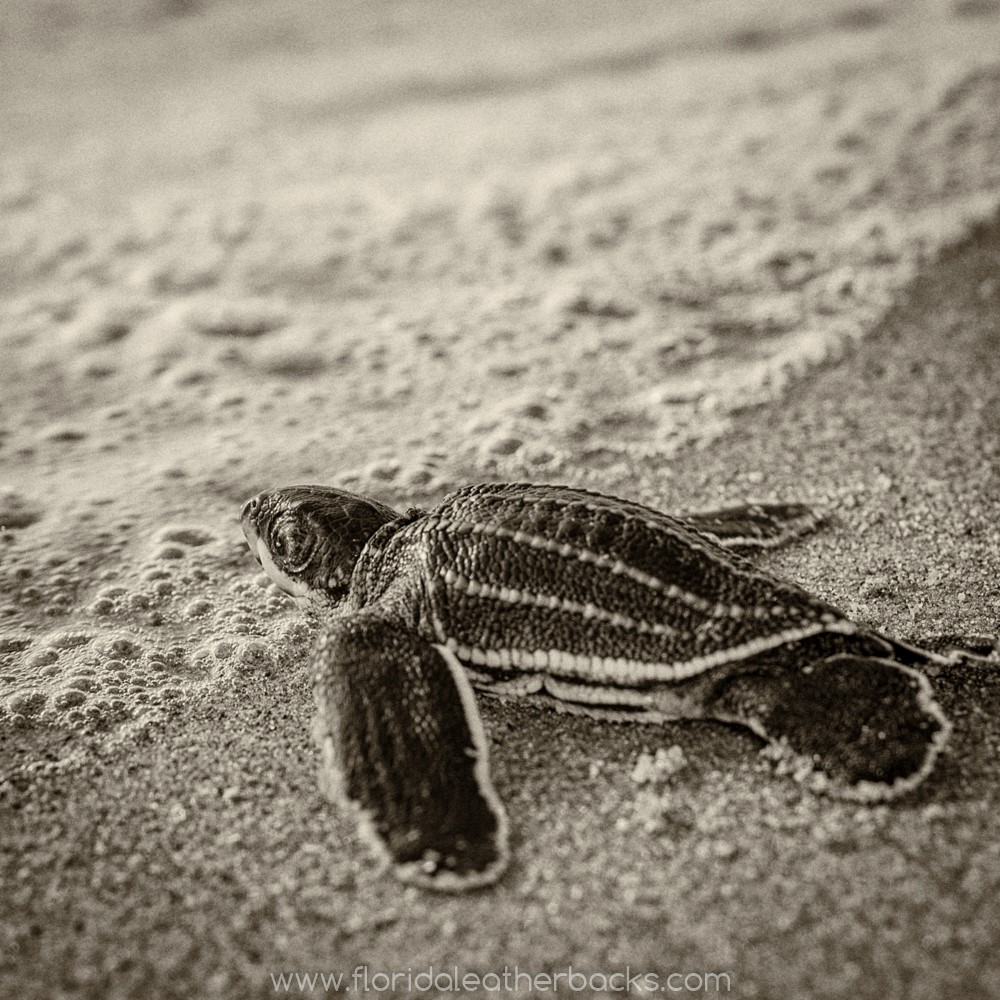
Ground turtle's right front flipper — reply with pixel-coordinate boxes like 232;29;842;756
706;655;951;800
312;615;508;891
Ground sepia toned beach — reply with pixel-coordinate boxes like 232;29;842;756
2;2;1000;997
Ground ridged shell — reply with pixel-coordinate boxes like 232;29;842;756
369;483;857;686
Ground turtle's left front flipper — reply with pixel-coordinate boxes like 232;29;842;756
681;502;826;553
707;655;951;800
312;615;509;891
898;633;1000;664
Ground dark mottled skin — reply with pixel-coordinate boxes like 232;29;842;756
241;482;991;890
312;614;505;882
415;483;843;664
242;486;398;601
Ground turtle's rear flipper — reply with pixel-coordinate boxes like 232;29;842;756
681;502;827;553
312;616;508;891
709;655;951;800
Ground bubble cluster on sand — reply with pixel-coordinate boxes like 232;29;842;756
1;626;151;734
0;514;304;761
336;451;454;498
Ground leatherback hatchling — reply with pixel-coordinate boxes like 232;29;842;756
241;482;988;891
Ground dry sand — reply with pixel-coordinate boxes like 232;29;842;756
2;2;1000;998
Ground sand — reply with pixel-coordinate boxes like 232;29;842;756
2;2;1000;998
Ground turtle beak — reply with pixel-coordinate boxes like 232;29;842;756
238;491;312;600
240;495;264;565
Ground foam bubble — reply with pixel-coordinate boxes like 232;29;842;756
7;690;47;718
152;544;188;561
26;648;59;668
48;631;93;650
234;639;275;672
481;433;524;457
253;343;329;378
99;635;144;660
212;640;235;661
155;526;215;546
0;490;43;529
186;297;290;338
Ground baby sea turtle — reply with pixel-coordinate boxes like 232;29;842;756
240;482;981;891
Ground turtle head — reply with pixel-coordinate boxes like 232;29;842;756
240;485;400;606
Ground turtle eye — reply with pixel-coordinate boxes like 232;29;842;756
271;521;301;562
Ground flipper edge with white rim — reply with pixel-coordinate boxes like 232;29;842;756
311;613;509;891
707;654;952;801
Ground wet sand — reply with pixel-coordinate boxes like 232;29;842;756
2;2;1000;998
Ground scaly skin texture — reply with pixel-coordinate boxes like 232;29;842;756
310;610;509;891
240;482;982;891
409;483;849;677
241;486;398;601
